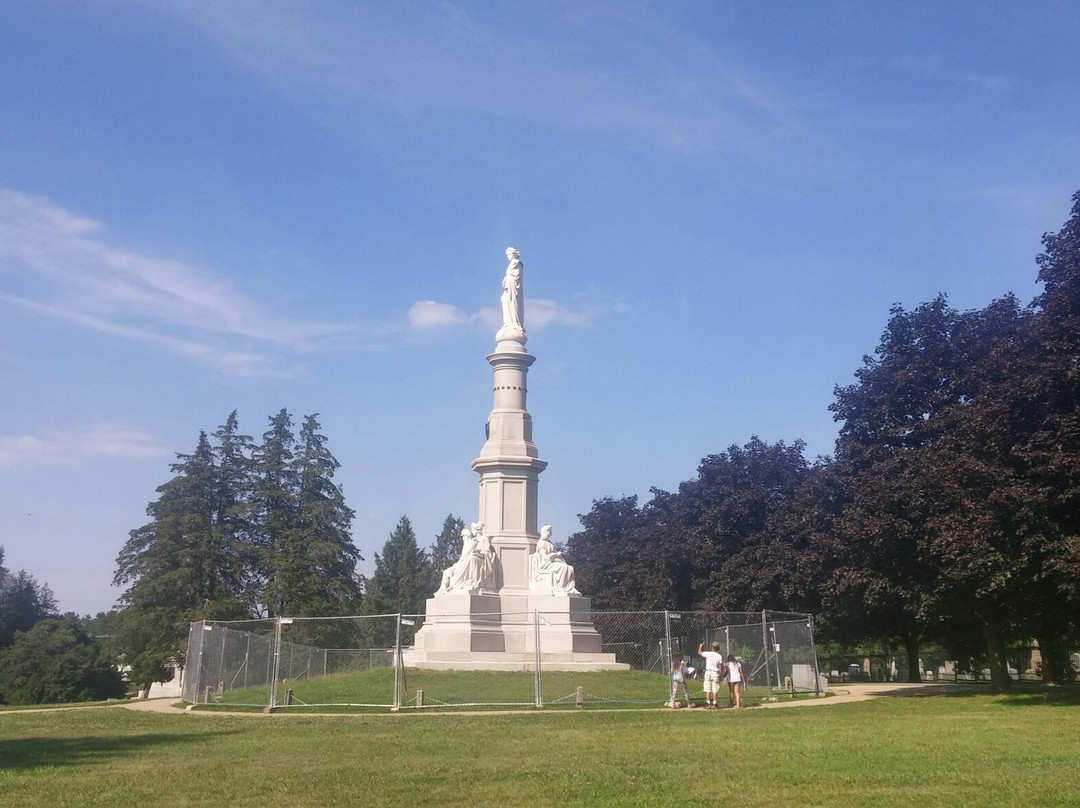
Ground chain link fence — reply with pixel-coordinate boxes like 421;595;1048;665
183;610;821;710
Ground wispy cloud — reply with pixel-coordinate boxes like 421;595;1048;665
0;189;354;377
0;422;170;469
0;190;604;366
408;300;469;330
410;297;598;335
890;54;1014;98
146;0;801;153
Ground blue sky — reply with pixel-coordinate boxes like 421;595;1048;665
1;1;1077;616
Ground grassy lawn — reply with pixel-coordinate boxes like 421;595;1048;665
0;699;133;712
1;690;1078;807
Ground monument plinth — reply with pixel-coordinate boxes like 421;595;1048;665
408;248;625;671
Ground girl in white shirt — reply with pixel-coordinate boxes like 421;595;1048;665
727;654;744;708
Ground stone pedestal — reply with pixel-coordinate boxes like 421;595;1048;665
407;590;626;671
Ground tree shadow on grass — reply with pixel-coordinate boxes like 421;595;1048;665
0;731;237;771
865;683;1080;707
994;688;1080;708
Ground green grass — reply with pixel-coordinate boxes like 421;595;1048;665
200;666;787;710
0;699;133;712
1;689;1078;806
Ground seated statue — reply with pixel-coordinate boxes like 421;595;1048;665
529;525;580;595
438;523;496;594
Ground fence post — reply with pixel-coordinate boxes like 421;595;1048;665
192;622;207;706
663;610;674;675
760;610;773;700
808;614;821;695
392;614;403;711
534;610;543;708
218;626;228;693
244;632;251;690
770;623;782;693
269;617;284;710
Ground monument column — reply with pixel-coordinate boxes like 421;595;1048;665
472;247;547;603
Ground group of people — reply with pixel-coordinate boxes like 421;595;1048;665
668;641;745;709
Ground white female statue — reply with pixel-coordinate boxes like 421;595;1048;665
529;525;580;595
500;247;525;334
438;524;496;593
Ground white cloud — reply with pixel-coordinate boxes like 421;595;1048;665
408;300;468;329
0;423;170;470
411;297;596;334
527;299;594;330
0;189;354;376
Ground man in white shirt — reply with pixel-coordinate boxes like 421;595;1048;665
697;640;725;709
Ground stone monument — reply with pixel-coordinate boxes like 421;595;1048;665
407;248;625;670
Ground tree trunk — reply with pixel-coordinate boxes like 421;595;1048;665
981;610;1012;692
1035;631;1069;685
904;635;922;683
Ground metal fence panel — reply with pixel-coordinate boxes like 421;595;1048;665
275;615;399;708
183;609;819;710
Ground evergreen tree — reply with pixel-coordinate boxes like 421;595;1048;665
112;431;247;695
288;414;363;616
428;514;465;594
363;516;430;616
212;411;258;612
253;409;299;617
0;547;57;649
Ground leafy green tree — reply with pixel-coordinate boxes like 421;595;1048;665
829;296;968;681
428;514;465;594
0;616;125;705
724;458;847;618
1020;191;1080;682
363;516;430;616
0;547;57;648
568;437;809;611
113;431;247;695
79;610;119;640
681;437;809;609
566;493;690;610
830;293;1050;689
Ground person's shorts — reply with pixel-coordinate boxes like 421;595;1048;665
704;671;721;693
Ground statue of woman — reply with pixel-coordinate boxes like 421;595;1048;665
439;524;496;593
529;525;579;595
500;247;524;333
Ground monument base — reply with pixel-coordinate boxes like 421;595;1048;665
406;590;628;671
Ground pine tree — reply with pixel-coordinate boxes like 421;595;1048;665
212;411;258;612
112;431;247;694
253;409;299;617
254;410;362;617
289;414;363;616
0;547;58;649
363;516;431;616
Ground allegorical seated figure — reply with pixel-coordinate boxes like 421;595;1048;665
529;524;580;595
438;522;496;594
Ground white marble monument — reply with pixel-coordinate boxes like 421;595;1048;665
407;248;625;671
